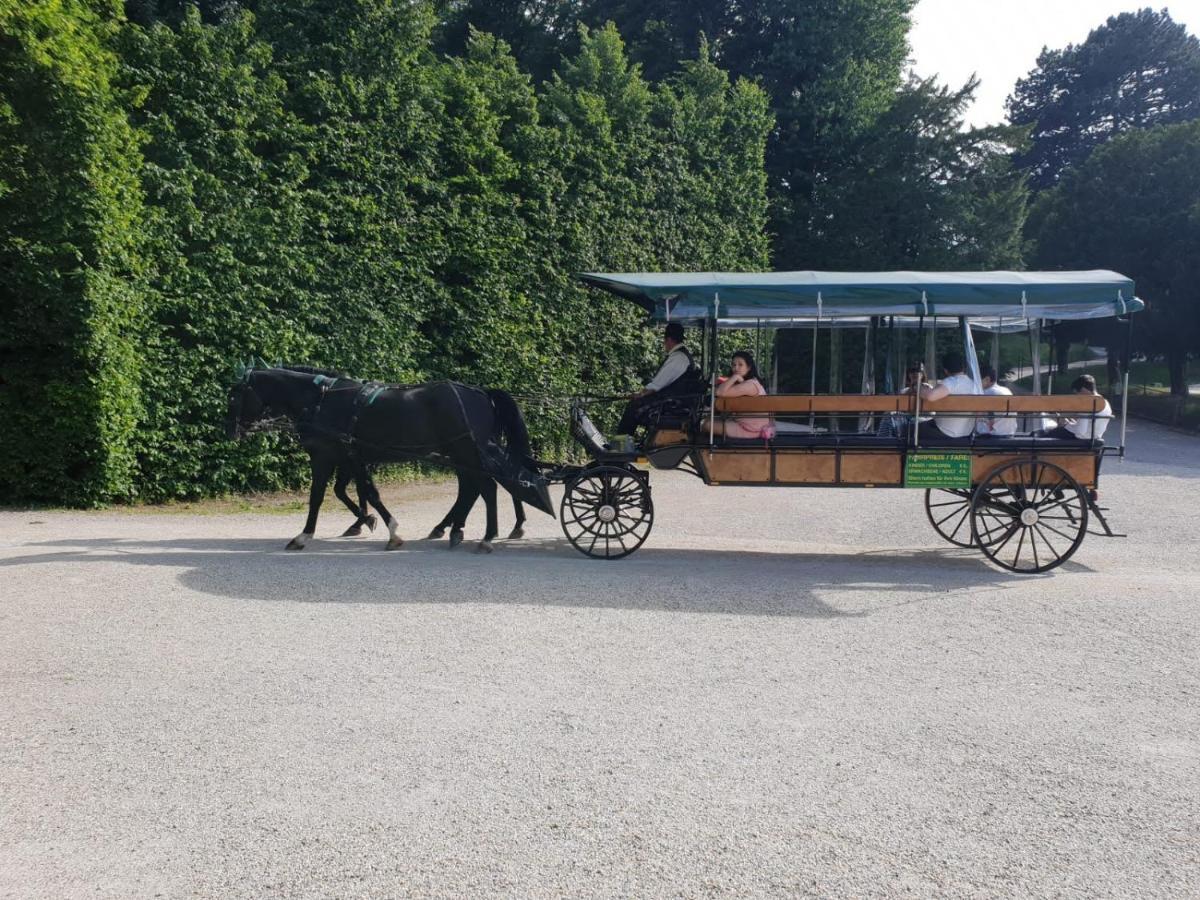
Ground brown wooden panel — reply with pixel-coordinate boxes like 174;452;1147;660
971;454;1097;487
840;453;903;485
718;394;912;414
648;428;688;448
704;451;771;483
775;453;837;483
926;395;1102;414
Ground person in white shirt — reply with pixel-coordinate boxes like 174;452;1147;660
616;322;696;434
1037;374;1113;441
918;352;981;438
976;365;1017;437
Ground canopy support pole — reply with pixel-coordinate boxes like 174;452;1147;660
925;318;937;384
809;294;821;428
1031;319;1042;396
709;294;719;448
829;326;842;432
1119;312;1133;459
914;314;926;449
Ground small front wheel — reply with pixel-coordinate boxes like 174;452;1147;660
970;460;1088;573
560;465;653;560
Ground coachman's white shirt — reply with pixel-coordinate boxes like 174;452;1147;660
646;345;691;392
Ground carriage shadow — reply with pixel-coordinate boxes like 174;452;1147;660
4;533;1023;617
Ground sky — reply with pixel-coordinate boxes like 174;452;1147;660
908;1;1200;127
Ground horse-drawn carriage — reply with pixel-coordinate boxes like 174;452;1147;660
549;270;1139;573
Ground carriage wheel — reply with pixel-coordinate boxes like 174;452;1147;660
969;460;1088;574
560;465;653;560
924;489;977;547
925;488;1009;548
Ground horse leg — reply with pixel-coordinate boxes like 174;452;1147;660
335;466;374;536
428;472;468;540
287;455;335;550
449;481;480;550
475;476;499;554
357;466;401;550
507;493;526;540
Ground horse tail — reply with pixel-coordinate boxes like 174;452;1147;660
486;389;532;464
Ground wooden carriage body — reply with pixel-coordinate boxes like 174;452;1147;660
647;393;1107;490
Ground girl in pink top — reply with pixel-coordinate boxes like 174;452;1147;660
709;351;774;438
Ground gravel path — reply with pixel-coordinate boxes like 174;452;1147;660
2;421;1198;898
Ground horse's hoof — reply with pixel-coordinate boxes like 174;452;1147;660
507;526;525;540
285;539;306;551
427;527;446;540
476;541;494;554
386;537;404;551
341;525;362;537
448;529;464;549
364;514;378;533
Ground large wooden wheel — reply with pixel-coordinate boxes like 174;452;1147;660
969;460;1088;573
561;465;654;560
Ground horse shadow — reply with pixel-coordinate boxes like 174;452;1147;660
3;532;1024;618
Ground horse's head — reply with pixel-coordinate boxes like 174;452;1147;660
226;360;262;440
226;359;295;439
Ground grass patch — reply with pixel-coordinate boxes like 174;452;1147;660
1;467;458;516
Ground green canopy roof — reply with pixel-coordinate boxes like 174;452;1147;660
579;270;1142;321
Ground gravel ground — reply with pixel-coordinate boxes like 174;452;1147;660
1;420;1198;898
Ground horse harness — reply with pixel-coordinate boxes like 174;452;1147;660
301;375;486;472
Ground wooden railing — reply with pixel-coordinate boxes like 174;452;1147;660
716;394;1105;415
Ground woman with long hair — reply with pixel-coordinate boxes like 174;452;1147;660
706;350;773;438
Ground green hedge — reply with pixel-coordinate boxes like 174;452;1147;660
0;6;770;505
0;0;146;505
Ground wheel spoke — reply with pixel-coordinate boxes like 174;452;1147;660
1036;519;1079;543
947;508;971;542
1011;528;1027;569
934;506;970;529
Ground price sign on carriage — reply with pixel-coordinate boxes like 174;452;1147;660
904;452;972;489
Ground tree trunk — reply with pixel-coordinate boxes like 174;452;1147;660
1055;331;1070;374
1106;346;1120;393
1168;347;1187;396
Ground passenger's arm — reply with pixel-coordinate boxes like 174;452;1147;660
715;375;744;397
920;383;951;401
719;379;760;398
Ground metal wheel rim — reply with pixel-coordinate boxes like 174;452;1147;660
560;466;653;560
969;460;1088;574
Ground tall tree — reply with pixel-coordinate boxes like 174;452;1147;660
580;0;915;269
1028;120;1200;395
803;75;1028;270
435;0;581;83
1007;7;1200;190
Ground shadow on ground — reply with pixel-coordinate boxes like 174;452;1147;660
3;532;1033;617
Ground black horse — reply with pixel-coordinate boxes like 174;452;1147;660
226;366;553;552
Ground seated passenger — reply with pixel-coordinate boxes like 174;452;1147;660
899;364;932;396
976;365;1017;437
876;364;931;437
1037;374;1113;440
616;322;699;435
918;352;981;439
704;351;773;439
